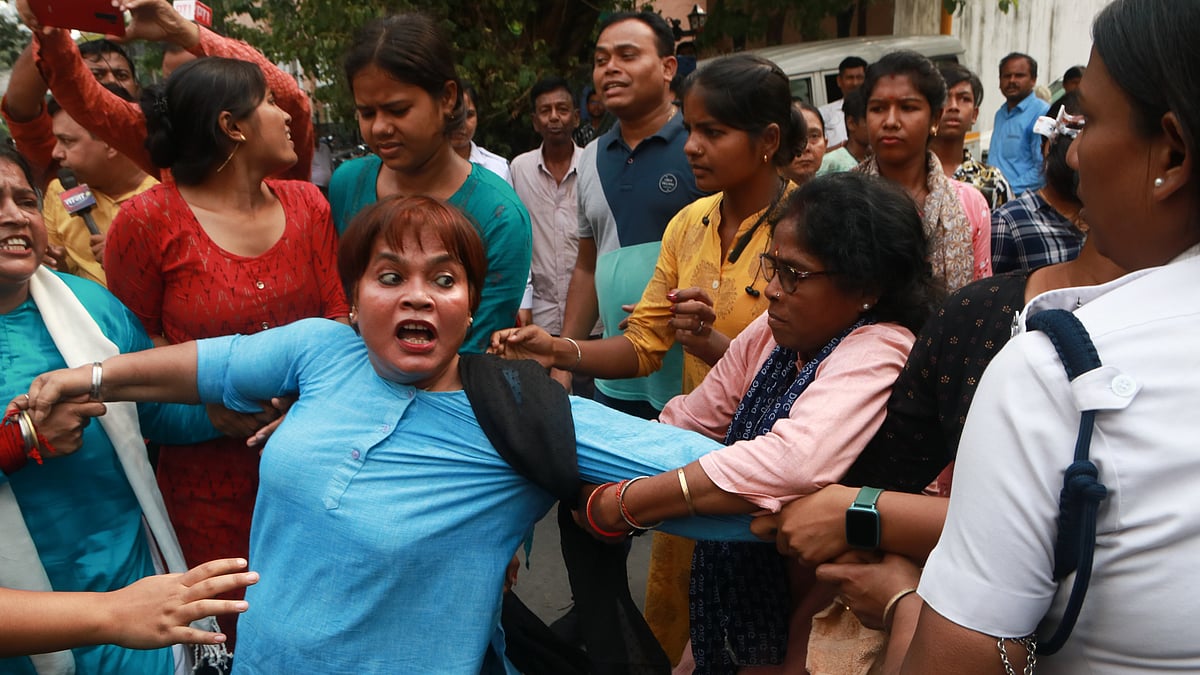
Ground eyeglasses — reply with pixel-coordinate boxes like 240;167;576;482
758;253;832;294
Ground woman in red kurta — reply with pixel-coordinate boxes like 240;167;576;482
105;57;347;648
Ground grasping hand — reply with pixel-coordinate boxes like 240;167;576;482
108;557;259;649
6;392;107;457
488;325;558;369
43;244;69;273
109;0;201;47
667;287;731;365
773;484;859;565
617;303;636;331
205;402;281;440
89;233;106;266
815;552;921;631
246;397;295;449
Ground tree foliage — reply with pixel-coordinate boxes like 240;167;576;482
697;0;864;47
0;5;31;70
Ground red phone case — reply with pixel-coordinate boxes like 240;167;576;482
30;0;126;36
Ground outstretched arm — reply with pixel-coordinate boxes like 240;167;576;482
25;342;202;425
0;558;258;656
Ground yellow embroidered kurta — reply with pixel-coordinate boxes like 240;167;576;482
622;189;787;392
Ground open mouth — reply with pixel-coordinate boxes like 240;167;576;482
396;321;437;347
0;235;32;253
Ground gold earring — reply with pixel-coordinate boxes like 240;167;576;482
215;143;240;173
763;153;769;163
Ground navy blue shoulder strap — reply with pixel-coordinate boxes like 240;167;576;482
1024;309;1109;656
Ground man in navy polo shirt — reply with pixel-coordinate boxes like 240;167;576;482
561;10;705;419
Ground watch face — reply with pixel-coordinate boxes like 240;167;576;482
846;507;881;549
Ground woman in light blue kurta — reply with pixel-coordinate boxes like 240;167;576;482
22;195;755;674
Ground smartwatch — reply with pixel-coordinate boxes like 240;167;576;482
845;486;883;550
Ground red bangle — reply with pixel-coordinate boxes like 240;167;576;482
0;431;27;474
0;410;47;475
585;482;629;538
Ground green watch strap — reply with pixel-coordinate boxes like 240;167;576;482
851;486;884;509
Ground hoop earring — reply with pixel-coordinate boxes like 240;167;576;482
216;142;241;173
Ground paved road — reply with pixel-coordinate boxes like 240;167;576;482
511;508;655;625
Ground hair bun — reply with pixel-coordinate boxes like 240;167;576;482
140;85;179;169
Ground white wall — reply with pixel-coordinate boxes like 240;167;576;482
895;0;1107;136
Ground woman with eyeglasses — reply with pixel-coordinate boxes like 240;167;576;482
572;171;938;673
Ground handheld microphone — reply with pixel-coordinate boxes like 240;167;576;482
57;169;101;236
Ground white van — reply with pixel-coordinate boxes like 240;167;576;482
715;34;966;107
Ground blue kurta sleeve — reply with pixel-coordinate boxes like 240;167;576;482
196;318;350;412
570;396;757;542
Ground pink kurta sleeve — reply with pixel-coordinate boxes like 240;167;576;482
954;179;993;280
32;29;157;178
694;321;915;512
658;312;776;440
194;27;313;181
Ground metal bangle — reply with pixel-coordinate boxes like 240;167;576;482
882;587;918;631
617;475;664;531
561;337;583;371
17;410;37;452
677;468;696;516
90;361;103;401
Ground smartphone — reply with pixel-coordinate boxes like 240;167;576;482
29;0;126;36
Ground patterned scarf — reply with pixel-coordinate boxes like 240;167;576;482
690;317;872;674
856;151;975;291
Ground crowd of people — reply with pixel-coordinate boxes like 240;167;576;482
1;0;1198;673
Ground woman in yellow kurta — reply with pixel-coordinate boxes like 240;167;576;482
491;53;806;663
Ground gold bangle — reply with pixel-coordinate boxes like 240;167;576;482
677;468;696;516
883;587;919;631
562;337;583;370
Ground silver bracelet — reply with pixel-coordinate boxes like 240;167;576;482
17;409;37;452
617;475;664;531
561;337;583;370
90;361;103;401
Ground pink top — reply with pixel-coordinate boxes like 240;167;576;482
660;312;915;512
953;179;994;281
31;26;313;182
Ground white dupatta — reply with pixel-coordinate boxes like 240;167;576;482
0;268;200;674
